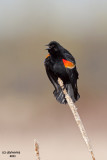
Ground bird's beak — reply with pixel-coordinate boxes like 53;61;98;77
45;44;50;50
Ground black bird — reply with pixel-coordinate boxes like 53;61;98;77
44;41;80;104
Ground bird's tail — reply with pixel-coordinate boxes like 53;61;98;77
66;83;80;103
53;87;67;104
53;83;80;104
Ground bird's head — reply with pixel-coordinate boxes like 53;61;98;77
45;41;62;56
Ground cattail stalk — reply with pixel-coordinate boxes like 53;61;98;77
58;78;95;160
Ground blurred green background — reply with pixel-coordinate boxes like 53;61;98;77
0;0;107;160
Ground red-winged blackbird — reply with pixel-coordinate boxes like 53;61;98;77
44;41;80;104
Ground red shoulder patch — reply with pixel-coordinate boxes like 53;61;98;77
62;59;75;69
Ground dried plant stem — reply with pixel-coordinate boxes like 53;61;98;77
58;78;95;160
34;140;40;160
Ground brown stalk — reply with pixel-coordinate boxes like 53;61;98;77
34;140;40;160
58;77;95;160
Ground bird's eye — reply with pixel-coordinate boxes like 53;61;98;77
51;45;54;48
54;46;58;51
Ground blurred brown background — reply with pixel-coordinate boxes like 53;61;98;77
0;0;107;160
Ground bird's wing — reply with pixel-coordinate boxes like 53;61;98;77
63;50;76;63
44;57;59;91
66;67;80;101
62;51;80;101
62;51;79;84
62;50;75;69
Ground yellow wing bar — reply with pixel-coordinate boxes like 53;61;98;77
46;54;50;58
